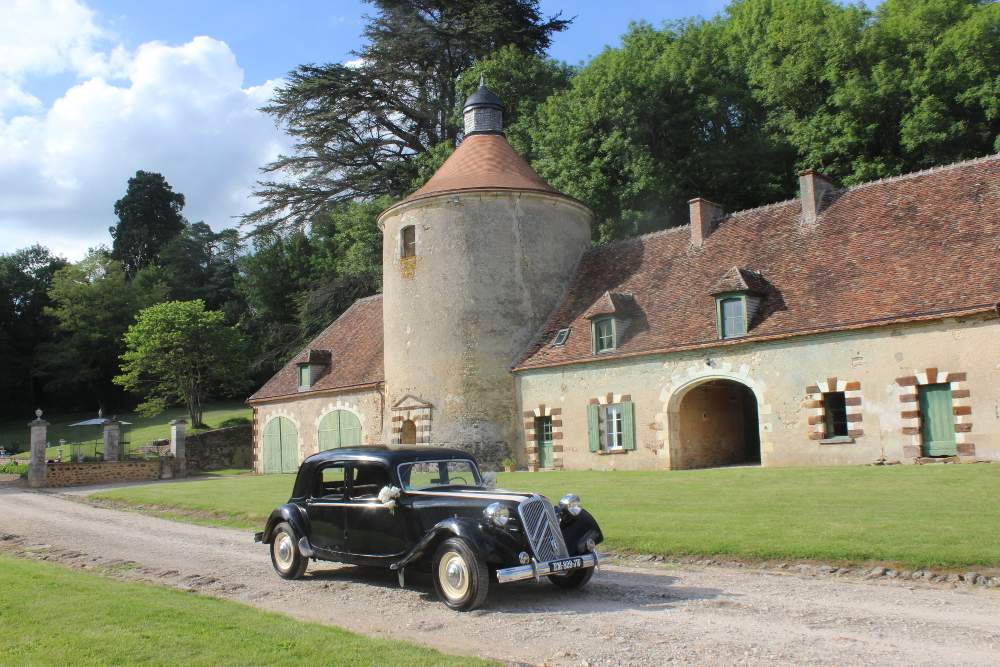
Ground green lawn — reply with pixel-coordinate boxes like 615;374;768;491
0;553;494;667
0;401;251;460
92;464;1000;570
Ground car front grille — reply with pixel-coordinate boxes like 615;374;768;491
518;496;568;562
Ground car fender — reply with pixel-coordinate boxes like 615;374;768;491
560;509;604;556
261;504;309;544
392;517;494;570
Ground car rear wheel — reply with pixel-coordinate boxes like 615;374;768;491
548;565;594;589
270;522;308;580
432;537;489;611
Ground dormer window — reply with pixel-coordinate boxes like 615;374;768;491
401;225;416;258
297;363;312;390
717;295;746;338
710;267;769;340
592;317;615;353
584;291;640;356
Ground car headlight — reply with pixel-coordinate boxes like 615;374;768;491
484;502;510;527
559;493;583;516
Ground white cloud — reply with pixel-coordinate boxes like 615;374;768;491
0;1;289;260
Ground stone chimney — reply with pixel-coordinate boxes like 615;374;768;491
689;198;723;247
798;169;834;226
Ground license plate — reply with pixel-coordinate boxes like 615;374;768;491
549;557;584;573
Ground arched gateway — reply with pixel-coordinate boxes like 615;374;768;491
665;375;762;469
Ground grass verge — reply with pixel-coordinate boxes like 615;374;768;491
92;464;1000;570
0;552;495;667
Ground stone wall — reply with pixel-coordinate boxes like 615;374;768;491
516;313;1000;470
186;424;253;471
45;461;160;488
447;441;507;472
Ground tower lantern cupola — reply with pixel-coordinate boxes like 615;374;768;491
463;79;504;135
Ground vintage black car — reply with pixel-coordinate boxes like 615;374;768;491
254;446;605;610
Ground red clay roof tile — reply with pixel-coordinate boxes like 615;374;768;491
249;295;384;402
515;155;1000;370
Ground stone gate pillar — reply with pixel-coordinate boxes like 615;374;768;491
27;410;49;488
103;420;122;462
170;419;187;477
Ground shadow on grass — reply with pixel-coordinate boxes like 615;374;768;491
302;562;726;614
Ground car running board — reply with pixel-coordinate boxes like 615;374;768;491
298;537;315;558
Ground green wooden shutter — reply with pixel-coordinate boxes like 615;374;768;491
279;417;299;473
262;418;282;474
621;400;635;450
587;403;601;452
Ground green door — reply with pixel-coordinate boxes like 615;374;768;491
318;410;362;451
262;417;299;474
537;416;554;468
918;383;957;456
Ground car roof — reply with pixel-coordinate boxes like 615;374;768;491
301;445;478;467
290;446;479;500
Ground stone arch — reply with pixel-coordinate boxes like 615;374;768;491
657;361;774;468
400;419;417;444
315;400;367;453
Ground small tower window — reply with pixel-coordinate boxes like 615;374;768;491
401;225;416;258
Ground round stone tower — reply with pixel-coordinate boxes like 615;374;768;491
377;84;592;454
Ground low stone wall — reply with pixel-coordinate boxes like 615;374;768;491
44;461;160;488
186;424;252;471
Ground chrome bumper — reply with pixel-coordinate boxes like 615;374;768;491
496;551;608;583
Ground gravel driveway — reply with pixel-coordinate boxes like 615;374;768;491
2;481;999;667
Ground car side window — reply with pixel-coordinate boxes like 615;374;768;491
349;462;392;500
314;464;346;500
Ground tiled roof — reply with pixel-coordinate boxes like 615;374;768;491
249;295;384;402
515;155;1000;370
391;133;563;208
710;267;769;295
584;291;641;319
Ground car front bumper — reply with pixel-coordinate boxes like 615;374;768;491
496;551;608;583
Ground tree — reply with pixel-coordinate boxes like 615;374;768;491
41;251;169;412
245;0;570;234
115;300;249;427
157;222;244;316
0;245;68;416
110;171;186;279
727;0;1000;184
530;19;796;243
235;196;391;379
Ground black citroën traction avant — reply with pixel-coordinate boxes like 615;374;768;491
255;446;606;610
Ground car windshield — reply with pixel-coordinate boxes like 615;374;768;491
397;460;481;491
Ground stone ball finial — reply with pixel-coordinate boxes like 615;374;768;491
462;83;504;135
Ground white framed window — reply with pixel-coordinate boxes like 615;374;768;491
604;404;623;450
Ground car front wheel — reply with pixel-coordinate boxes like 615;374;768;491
432;537;489;611
270;522;308;580
548;565;594;590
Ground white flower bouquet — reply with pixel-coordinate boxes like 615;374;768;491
481;471;497;489
378;485;401;513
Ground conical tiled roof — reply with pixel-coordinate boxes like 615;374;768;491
394;133;563;206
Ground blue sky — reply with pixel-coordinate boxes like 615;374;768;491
1;0;729;260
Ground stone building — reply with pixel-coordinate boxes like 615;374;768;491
248;84;1000;473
